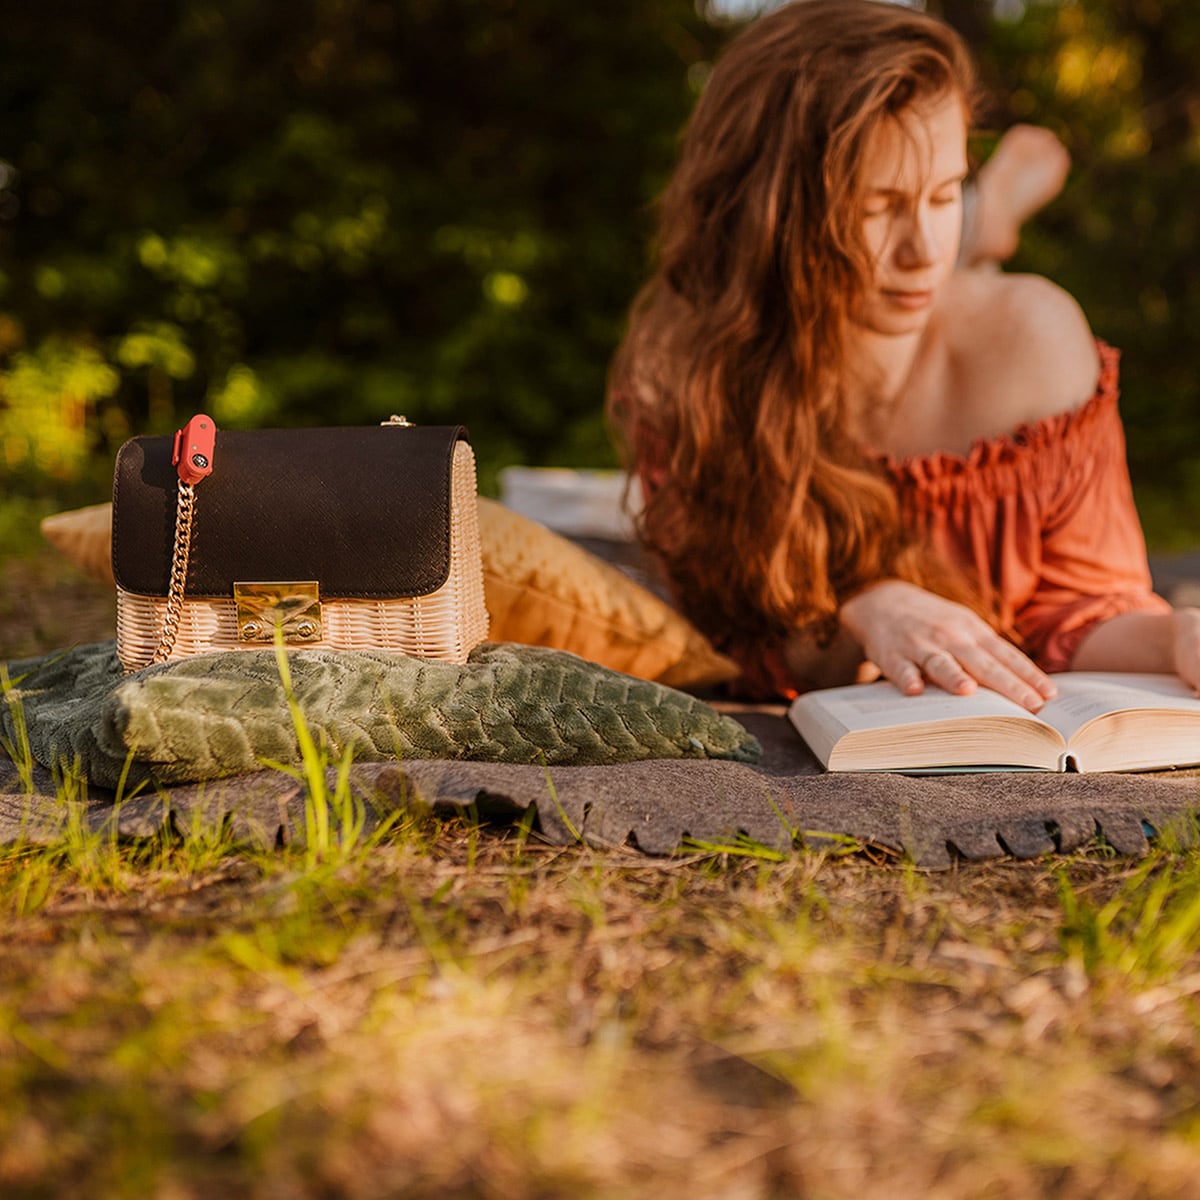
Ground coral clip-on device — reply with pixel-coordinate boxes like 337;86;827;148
171;414;217;486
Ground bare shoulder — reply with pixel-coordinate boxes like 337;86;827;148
940;271;1102;425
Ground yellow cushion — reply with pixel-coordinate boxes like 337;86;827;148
40;503;115;587
40;499;738;690
475;497;736;688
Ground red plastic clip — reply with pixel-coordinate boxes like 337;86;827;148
172;414;217;486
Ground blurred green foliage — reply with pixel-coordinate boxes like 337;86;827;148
960;0;1200;546
0;0;722;498
0;0;1198;544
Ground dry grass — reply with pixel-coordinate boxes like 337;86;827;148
5;835;1200;1199
4;546;1200;1199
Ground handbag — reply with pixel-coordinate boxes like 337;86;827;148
111;414;489;673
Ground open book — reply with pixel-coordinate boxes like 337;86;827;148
788;672;1200;773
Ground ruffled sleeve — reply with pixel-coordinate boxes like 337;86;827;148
880;342;1170;673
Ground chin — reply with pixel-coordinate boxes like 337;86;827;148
856;307;936;338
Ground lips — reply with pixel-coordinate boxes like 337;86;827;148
880;288;934;310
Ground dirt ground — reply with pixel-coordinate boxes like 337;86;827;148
0;547;116;661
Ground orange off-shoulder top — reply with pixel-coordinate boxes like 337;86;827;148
876;342;1168;674
634;342;1171;700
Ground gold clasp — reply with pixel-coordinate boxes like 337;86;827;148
381;414;412;427
234;582;323;644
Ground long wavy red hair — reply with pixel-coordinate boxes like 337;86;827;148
608;0;987;649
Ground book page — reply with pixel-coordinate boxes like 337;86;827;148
1043;673;1200;743
792;680;1047;734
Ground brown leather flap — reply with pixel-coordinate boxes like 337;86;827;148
111;424;468;599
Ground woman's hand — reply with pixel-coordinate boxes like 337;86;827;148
839;580;1057;711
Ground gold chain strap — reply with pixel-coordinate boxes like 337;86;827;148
151;480;196;665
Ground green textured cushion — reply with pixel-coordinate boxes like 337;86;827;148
1;642;760;788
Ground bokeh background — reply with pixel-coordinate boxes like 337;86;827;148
1;0;1197;546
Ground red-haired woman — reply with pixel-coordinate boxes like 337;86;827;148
609;0;1195;708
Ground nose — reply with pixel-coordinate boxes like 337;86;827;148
895;205;937;269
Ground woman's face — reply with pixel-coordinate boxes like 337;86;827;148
855;91;968;338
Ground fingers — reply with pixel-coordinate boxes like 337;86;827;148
918;649;977;696
952;643;1053;711
988;638;1059;699
881;640;1053;712
878;648;974;699
888;658;926;697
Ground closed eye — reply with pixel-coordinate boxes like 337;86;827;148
863;194;900;217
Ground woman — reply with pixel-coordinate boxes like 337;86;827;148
608;0;1198;708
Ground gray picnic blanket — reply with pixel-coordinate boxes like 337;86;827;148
4;643;1199;869
0;641;760;789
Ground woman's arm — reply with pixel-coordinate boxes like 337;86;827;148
1070;608;1200;692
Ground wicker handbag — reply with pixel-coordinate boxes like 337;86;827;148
112;414;489;673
